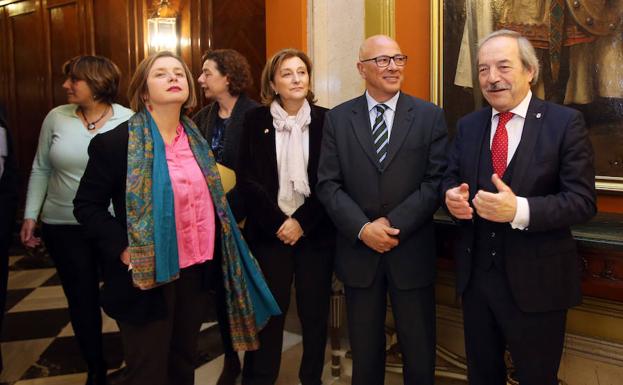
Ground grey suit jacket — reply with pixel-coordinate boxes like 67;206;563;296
317;92;448;289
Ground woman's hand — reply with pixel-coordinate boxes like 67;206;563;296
120;248;131;266
276;218;303;246
20;219;41;248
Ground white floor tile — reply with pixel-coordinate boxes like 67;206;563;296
8;269;56;290
14;372;88;385
0;338;55;383
9;286;67;313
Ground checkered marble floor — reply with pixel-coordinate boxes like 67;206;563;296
1;250;464;385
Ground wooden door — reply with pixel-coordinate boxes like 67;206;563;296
4;0;47;187
44;0;93;106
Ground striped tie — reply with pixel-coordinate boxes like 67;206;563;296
372;104;389;164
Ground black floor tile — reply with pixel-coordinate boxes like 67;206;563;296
1;308;69;342
196;323;222;367
41;273;62;287
11;253;54;270
21;333;124;379
4;288;33;312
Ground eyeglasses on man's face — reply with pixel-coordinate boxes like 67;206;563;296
359;54;408;67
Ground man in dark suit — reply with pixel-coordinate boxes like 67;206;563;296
317;35;448;385
0;105;18;374
442;30;596;385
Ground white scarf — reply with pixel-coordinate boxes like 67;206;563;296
270;99;311;215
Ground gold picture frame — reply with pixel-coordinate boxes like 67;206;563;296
430;0;623;193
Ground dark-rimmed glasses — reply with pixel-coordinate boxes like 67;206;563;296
359;55;408;67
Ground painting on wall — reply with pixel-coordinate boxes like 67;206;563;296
432;0;623;191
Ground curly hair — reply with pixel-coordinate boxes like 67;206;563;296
201;49;253;96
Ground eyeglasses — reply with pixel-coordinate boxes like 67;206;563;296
359;55;408;67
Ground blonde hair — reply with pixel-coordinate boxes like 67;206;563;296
127;51;197;112
260;48;316;106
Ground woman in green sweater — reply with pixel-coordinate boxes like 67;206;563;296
20;55;133;385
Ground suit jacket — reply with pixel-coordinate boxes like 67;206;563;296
441;96;597;312
192;94;260;221
0;107;18;255
316;92;448;290
237;104;334;248
74;122;171;324
192;93;259;170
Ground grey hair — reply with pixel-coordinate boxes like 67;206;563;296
478;29;540;85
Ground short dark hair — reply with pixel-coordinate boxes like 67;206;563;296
260;48;316;106
201;49;253;96
62;56;121;104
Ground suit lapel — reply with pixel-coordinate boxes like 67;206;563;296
466;109;490;198
510;97;546;193
383;92;414;169
349;95;379;168
260;109;279;184
307;106;322;185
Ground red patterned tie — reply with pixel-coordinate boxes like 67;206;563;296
491;112;513;178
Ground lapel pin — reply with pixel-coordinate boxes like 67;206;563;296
264;128;269;134
536;113;542;119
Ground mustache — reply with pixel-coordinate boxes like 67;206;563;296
485;83;511;92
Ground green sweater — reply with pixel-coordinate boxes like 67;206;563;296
24;103;133;224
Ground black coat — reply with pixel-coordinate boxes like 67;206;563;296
74;122;168;324
193;94;260;222
441;96;597;312
237;105;335;248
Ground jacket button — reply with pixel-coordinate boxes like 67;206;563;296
491;250;496;256
467;247;471;254
491;232;496;238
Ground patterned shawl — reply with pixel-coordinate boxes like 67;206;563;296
125;110;280;350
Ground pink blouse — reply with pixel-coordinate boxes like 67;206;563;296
165;124;215;268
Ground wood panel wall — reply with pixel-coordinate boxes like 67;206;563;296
0;0;266;195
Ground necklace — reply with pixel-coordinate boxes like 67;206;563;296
79;105;110;130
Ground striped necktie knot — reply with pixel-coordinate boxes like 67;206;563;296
372;104;389;165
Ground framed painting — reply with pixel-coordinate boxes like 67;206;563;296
431;0;623;192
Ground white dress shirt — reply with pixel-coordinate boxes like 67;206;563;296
489;90;532;230
365;90;399;138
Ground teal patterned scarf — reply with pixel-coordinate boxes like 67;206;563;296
126;110;280;350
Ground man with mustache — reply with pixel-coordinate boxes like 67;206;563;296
442;29;596;385
317;35;447;385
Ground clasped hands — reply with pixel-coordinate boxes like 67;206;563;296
277;217;304;246
361;217;400;254
445;174;516;222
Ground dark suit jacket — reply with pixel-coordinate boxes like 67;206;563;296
0;109;18;216
192;93;259;170
316;92;448;290
193;93;260;221
237;105;334;248
74;122;168;324
441;96;597;312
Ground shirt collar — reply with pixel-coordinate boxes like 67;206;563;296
491;89;532;119
365;90;400;113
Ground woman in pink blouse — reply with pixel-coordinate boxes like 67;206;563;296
74;51;278;385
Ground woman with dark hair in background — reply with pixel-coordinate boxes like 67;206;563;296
238;48;334;385
74;51;279;385
20;55;133;385
193;49;259;385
